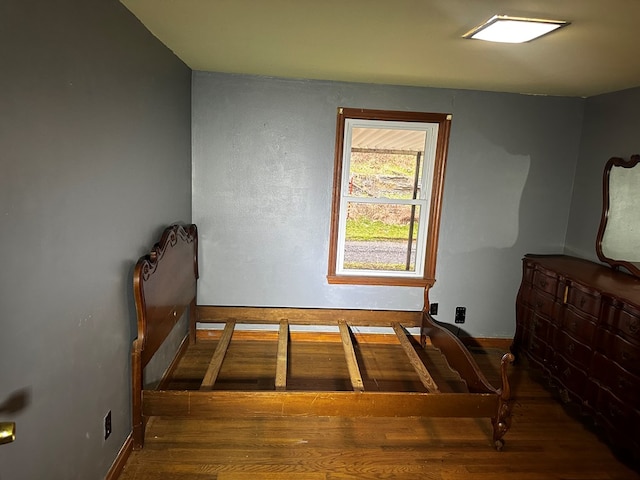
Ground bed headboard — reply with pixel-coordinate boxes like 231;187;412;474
133;223;198;369
132;224;198;448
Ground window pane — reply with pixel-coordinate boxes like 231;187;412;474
342;203;421;272
348;127;426;200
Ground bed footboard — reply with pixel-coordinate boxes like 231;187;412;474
421;311;514;449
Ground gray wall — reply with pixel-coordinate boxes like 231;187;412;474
193;72;584;338
565;87;640;260
0;1;191;479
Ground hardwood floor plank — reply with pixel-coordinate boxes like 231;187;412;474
219;475;326;480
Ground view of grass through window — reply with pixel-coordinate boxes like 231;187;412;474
343;146;423;271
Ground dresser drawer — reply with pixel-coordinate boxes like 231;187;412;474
531;313;552;340
550;354;588;401
591;353;640;405
599;296;620;329
594;387;637;439
583;378;600;412
596;329;640;376
532;268;559;296
527;335;550;365
616;307;640;346
554;330;592;371
562;308;597;344
565;282;601;318
531;289;557;319
527;321;557;366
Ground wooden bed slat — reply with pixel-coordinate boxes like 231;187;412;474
275;320;289;391
200;321;236;390
338;321;364;392
392;323;439;393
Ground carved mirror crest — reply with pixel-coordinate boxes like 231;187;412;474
596;154;640;276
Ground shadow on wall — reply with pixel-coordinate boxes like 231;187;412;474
444;140;530;254
0;389;30;416
431;116;559;336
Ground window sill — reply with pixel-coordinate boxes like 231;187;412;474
327;274;435;287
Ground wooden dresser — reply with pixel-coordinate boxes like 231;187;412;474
514;254;640;460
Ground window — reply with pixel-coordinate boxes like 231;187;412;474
327;108;451;287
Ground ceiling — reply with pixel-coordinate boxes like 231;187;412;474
121;0;640;98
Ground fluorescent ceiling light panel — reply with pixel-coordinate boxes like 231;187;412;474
464;15;569;43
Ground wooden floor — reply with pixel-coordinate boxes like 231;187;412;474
119;336;640;479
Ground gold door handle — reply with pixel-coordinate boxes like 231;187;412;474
0;422;16;445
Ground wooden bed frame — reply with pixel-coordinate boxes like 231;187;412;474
131;224;515;451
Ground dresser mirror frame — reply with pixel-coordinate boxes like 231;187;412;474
596;154;640;276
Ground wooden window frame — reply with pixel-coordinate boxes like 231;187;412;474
327;108;451;287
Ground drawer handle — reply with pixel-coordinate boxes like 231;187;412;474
579;297;587;308
539;279;548;288
627;317;639;334
567;342;575;354
619;378;630;390
621;350;630;361
536;301;543;308
610;404;622;418
563;367;571;378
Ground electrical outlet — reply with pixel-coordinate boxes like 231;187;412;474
455;306;466;324
104;411;112;440
429;303;438;315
